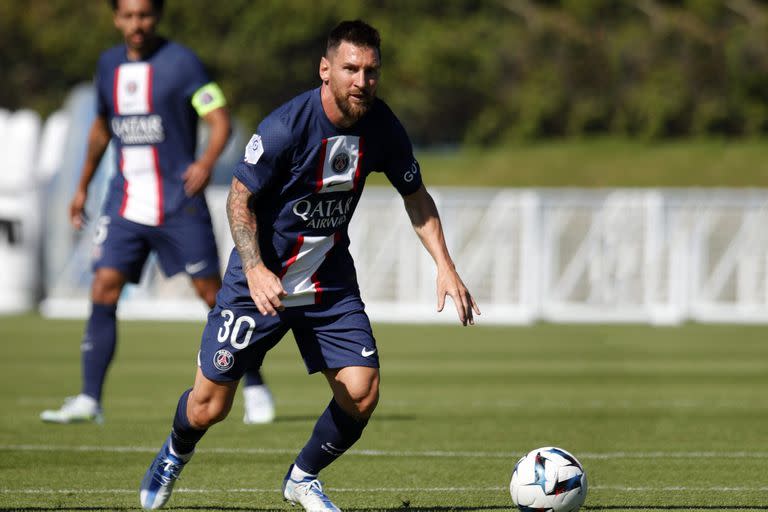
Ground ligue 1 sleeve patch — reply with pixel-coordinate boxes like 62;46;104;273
244;134;264;164
191;82;226;116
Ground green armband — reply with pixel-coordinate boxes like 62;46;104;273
192;82;227;116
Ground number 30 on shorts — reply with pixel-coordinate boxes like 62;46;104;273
216;310;256;349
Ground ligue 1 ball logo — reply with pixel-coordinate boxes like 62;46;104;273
213;349;234;371
332;152;350;173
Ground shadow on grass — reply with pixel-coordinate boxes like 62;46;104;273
272;413;416;424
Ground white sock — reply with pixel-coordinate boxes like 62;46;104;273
77;394;99;407
291;464;317;480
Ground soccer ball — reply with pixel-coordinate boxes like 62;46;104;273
509;446;588;512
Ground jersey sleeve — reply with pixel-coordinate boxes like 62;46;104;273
232;116;293;195
382;116;423;196
180;49;213;99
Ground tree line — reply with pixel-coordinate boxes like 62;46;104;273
2;0;768;145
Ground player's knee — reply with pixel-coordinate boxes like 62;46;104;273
346;377;379;419
91;276;123;303
187;396;231;428
354;390;379;419
327;366;380;419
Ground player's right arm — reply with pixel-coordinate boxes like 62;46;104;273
70;114;110;229
226;176;286;316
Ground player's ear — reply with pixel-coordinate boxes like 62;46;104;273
319;56;330;84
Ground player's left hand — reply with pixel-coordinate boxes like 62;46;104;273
244;263;287;316
183;161;213;196
436;268;480;326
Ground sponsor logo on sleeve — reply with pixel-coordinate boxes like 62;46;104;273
404;159;420;183
244;134;264;164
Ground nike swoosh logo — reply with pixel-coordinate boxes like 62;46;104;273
361;348;376;357
185;260;208;274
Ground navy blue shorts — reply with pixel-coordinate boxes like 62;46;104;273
91;214;220;283
198;295;379;381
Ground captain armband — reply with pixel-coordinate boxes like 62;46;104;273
191;82;227;117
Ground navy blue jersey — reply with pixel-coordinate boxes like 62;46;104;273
94;39;212;226
220;87;422;307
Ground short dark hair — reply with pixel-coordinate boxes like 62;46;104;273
326;20;381;59
110;0;165;12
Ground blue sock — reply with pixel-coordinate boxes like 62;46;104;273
80;303;117;402
294;399;368;475
170;388;207;456
243;368;265;386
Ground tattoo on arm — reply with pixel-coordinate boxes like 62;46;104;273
226;180;262;272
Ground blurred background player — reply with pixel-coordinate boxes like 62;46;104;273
138;19;479;511
40;0;274;426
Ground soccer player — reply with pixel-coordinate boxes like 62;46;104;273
40;0;275;426
139;19;480;511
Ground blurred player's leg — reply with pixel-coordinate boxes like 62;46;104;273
41;267;126;424
190;275;220;309
242;369;275;424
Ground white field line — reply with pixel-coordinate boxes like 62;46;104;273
2;485;768;494
2;444;768;459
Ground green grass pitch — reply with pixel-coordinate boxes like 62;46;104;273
1;315;767;511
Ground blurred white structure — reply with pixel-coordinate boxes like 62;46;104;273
39;185;768;325
0;108;59;313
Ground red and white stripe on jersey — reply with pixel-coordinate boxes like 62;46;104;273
113;61;162;225
279;233;340;307
119;146;163;226
314;135;363;194
113;62;153;115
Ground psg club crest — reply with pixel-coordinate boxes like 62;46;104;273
213;349;234;371
126;81;138;94
332;152;350;173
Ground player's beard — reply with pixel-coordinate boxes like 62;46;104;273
126;29;159;56
332;84;373;123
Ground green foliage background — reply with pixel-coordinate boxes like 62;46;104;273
3;0;768;145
